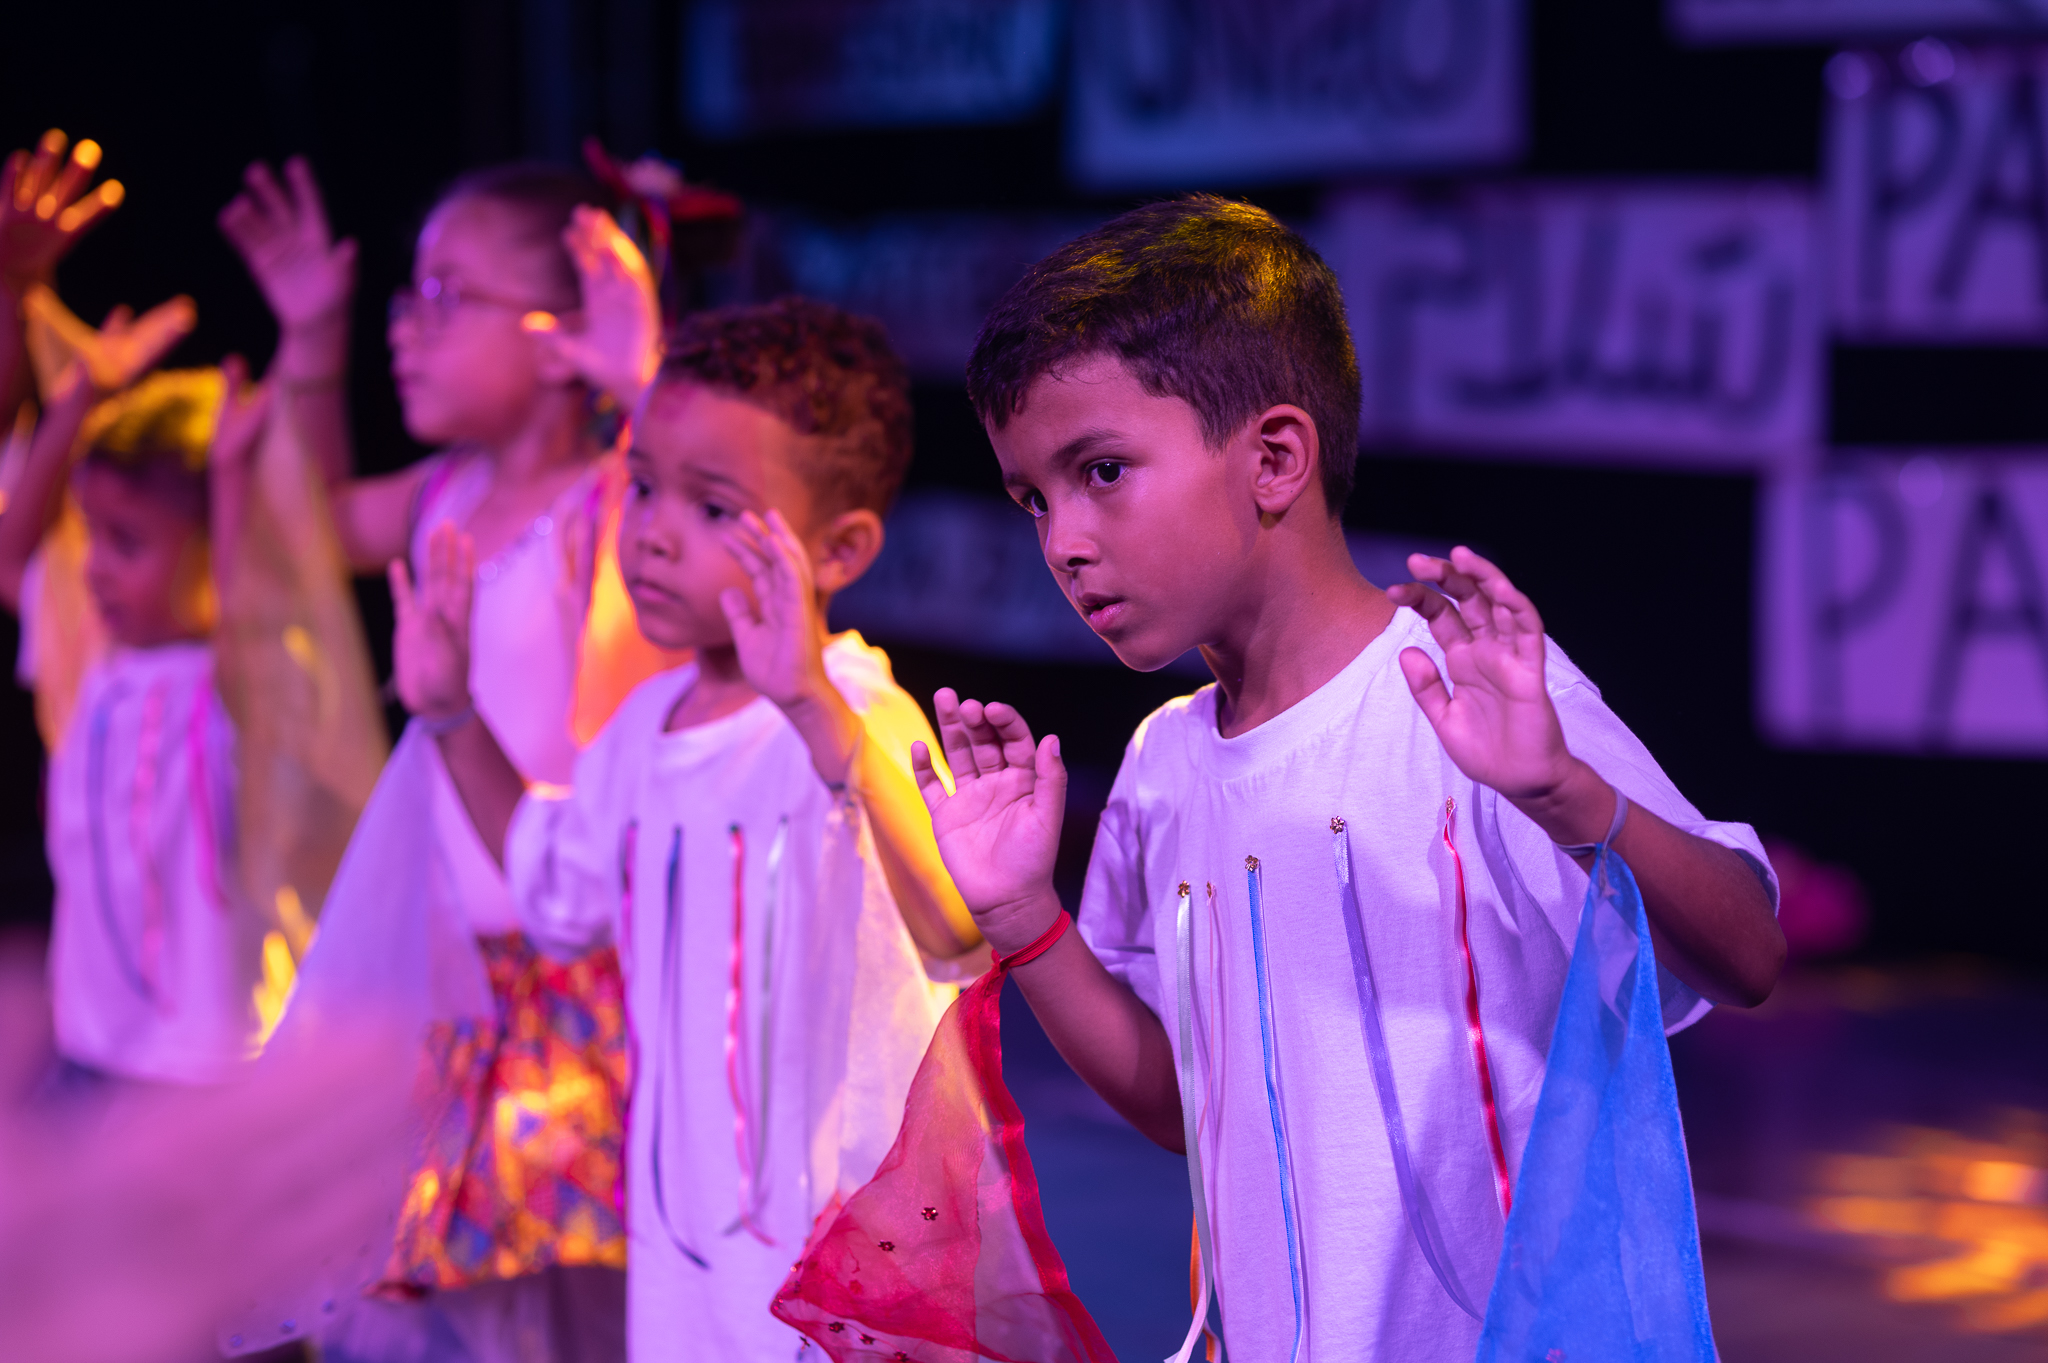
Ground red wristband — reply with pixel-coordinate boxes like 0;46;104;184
995;912;1070;972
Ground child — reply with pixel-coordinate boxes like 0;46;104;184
221;160;679;1358
0;341;268;1088
390;296;979;1361
911;196;1785;1360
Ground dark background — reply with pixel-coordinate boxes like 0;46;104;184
2;0;2042;962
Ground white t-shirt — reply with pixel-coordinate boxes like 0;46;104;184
1079;608;1775;1362
43;642;263;1083
504;633;953;1363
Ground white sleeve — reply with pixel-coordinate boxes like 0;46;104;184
1494;643;1780;1036
1076;749;1165;1022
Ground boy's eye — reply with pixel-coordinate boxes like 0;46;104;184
702;499;732;521
627;475;652;500
1084;461;1126;489
1013;489;1047;518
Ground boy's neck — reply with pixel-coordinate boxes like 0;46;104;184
664;644;760;733
1200;519;1397;740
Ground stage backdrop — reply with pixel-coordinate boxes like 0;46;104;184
1757;450;2048;755
1827;42;2048;340
1670;0;2048;44
683;0;1063;137
1317;182;1819;469
1067;0;1524;188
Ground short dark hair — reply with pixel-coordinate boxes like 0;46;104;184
78;367;219;525
658;297;914;518
437;163;612;305
966;195;1361;514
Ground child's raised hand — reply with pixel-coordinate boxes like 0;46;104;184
28;288;198;396
719;508;832;711
217;158;357;333
1387;547;1574;802
388;522;476;723
521;205;659;410
208;355;271;479
911;689;1066;954
0;130;123;293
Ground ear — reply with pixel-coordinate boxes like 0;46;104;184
1245;404;1323;522
810;507;885;596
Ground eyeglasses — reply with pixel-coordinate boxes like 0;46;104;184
387;275;560;335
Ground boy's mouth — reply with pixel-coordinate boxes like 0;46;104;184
1075;591;1128;632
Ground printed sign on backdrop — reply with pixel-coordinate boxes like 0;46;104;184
830;490;1438;669
1759;452;2048;755
1068;0;1523;188
1829;43;2048;338
1672;0;2048;44
685;0;1062;137
746;213;1095;379
1318;183;1819;467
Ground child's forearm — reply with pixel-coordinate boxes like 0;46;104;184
272;320;353;488
0;378;93;613
1512;758;1784;1007
434;713;528;868
785;689;982;959
1005;895;1184;1151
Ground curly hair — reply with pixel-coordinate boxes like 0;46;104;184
659;297;913;518
77;367;222;525
967;195;1361;515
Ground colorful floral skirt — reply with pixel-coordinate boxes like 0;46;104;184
383;933;629;1292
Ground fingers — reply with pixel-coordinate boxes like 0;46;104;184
1446;545;1544;649
911;739;946;813
241;159;294;229
980;701;1041;772
932;688;982;781
15;130;64;212
386;557;416;626
1398;646;1452;728
54;179;121;236
40;139;101;220
716;584;756;634
125;294;198;371
1033;733;1066;815
282;156;332;239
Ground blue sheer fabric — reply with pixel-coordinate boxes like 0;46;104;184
1477;848;1717;1363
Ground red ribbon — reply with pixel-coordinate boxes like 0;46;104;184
1446;799;1513;1216
996;911;1070;973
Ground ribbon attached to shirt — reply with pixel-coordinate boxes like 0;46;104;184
1331;816;1493;1321
1170;881;1228;1363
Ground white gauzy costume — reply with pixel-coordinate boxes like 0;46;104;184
410;452;600;930
37;638;260;1083
505;632;955;1363
1079;609;1777;1363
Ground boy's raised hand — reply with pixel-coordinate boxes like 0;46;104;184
1387;547;1575;802
217;158;357;335
720;508;833;710
911;690;1066;954
388;522;476;723
522;206;659;411
0;130;123;293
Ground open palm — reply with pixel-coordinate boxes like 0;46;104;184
218;158;356;329
911;691;1066;951
1386;546;1573;802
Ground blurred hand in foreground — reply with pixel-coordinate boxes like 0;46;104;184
0;936;410;1363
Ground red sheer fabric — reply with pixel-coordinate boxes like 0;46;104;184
772;919;1116;1363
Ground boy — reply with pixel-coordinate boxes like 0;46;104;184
912;196;1784;1360
391;297;981;1361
